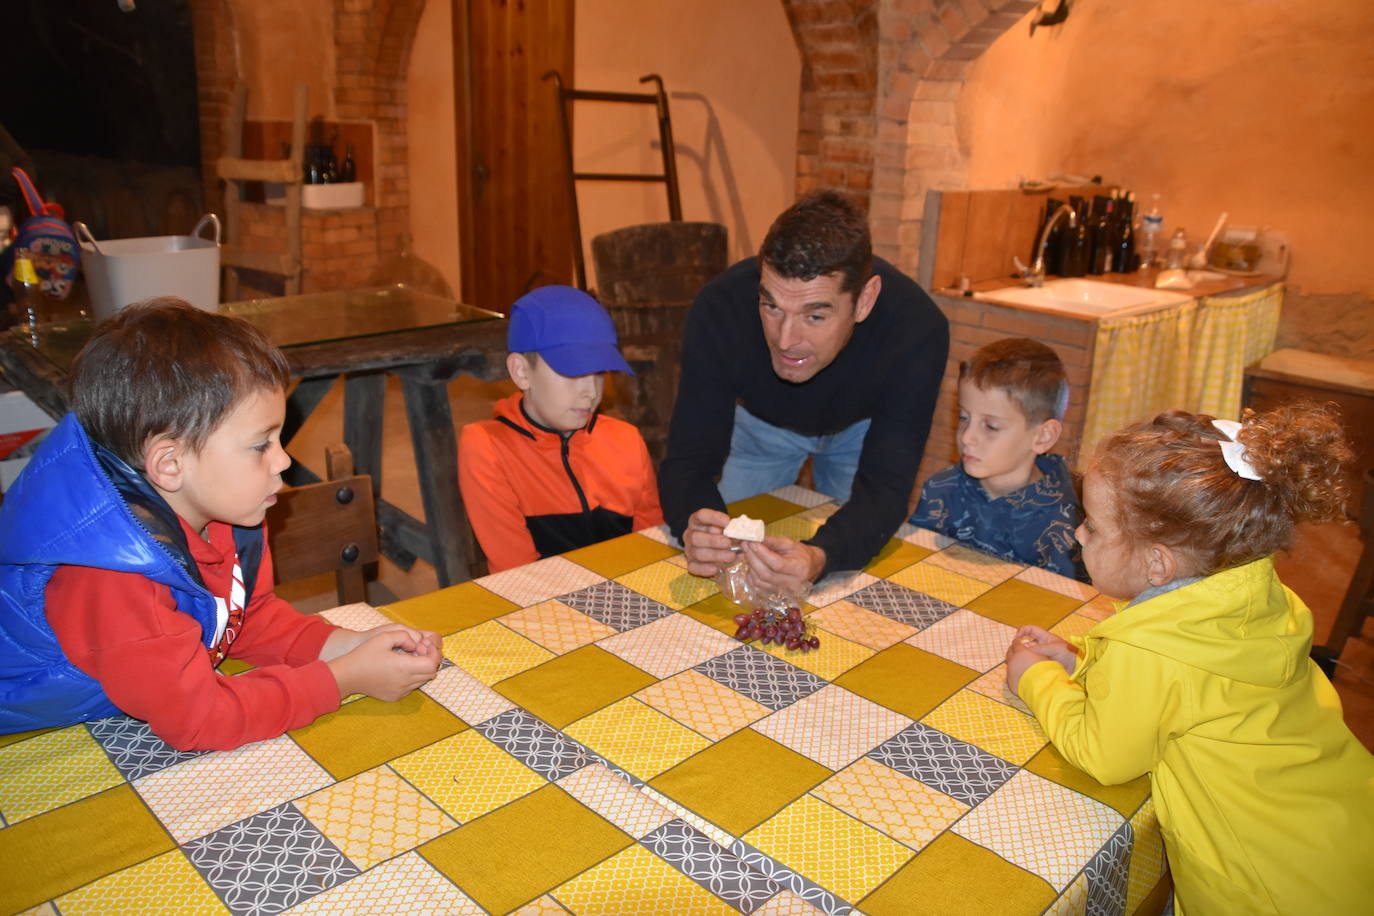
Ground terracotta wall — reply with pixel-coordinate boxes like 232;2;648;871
571;0;801;275
406;0;461;295
233;0;337;121
954;0;1374;358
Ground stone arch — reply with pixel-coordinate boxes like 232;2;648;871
781;0;1036;270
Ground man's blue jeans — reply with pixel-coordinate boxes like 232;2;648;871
718;405;871;504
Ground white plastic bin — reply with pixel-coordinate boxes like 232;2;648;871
76;214;221;321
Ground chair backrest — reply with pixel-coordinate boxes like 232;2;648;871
266;444;378;605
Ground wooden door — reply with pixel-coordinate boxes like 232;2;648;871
452;0;575;311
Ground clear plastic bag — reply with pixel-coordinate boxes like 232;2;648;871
716;556;820;652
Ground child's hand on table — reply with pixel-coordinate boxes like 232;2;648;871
320;623;441;662
324;626;441;702
1004;625;1078;695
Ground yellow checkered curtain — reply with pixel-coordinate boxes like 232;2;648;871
1081;301;1198;462
1187;282;1284;421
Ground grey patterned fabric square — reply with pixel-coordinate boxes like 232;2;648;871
182;803;360;916
559;580;675;631
846;581;960;631
694;645;827;711
1084;820;1133;916
642;819;779;913
475;708;590;781
730;837;855;914
86;715;206;781
867;722;1016;806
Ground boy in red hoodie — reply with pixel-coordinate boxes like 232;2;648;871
458;286;663;572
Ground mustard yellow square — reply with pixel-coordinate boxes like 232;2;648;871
495;645;657;728
419;785;632;915
290;689;466;780
888;561;992;606
743;794;914;902
297;766;457;868
0;726;124;824
392;729;546;822
865;539;935;579
0;725;57;750
921;690;1047;765
681;593;753;636
1025;743;1151;817
765;515;822;541
0;784;175;915
441;619;555;685
650;728;831;836
563;699;710;779
388;580;519;635
858;832;1055;915
726;492;804;522
966;578;1083;630
834;643;976;721
563;533;680;578
54;849;222;915
616;561;719;609
553;842;736;914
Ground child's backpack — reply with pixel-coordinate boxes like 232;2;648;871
9;167;79;300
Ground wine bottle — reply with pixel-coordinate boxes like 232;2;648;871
340;144;356;183
1114;191;1137;273
1089;195;1115;274
1061;198;1091;277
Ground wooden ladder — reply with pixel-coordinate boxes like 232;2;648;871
218;82;307;299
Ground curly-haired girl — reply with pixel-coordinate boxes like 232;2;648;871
1005;405;1374;914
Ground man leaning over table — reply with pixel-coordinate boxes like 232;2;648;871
659;189;949;594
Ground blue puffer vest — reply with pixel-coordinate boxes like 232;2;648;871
0;414;262;732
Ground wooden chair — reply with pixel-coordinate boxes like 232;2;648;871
1312;466;1374;678
266;444;378;605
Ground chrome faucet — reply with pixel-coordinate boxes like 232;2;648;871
1013;204;1077;287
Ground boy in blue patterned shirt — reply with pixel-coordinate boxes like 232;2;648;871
910;338;1086;580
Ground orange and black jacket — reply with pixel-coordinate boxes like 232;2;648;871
458;393;664;572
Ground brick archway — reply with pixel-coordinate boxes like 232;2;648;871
781;0;1036;270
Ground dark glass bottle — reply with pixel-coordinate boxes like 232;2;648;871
1089;195;1115;275
1035;198;1065;276
1061;198;1091;277
305;145;322;185
1115;191;1138;272
340;144;357;183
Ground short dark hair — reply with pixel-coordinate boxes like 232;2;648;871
759;189;873;299
70;298;291;468
960;338;1067;424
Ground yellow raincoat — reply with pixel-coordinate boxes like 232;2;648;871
1019;557;1374;914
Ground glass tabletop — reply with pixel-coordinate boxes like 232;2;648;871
12;284;505;371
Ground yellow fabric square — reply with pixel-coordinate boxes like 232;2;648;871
0;726;124;824
966;578;1082;629
387;580;519;635
743;794;913;902
495;645;658;728
0;725;56;750
1051;611;1099;641
1025;743;1151;818
865;539;934;578
297;766;457;868
726;492;803;522
858;832;1055;916
564;698;709;779
1127;797;1169;914
636;669;771;742
441;619;555;685
681;593;753;636
650;728;831;836
921;690;1047;765
924;543;1024;585
809;600;918;651
888;561;992;606
290;689;465;780
0;784;175;915
54;849;224;915
553;842;736;915
765;515;822;540
811;757;969;850
755;627;874;680
419;784;632;916
499;599;618;654
834;643;976;722
616;560;719;609
391;729;546;822
562;533;680;578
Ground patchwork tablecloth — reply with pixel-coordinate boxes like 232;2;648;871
0;486;1166;915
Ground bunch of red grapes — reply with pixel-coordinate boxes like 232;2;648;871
732;605;821;653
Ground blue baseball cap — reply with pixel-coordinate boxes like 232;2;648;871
508;285;634;376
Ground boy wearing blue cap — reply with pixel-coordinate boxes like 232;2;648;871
458;286;664;572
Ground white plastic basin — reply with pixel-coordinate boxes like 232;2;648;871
975;278;1192;318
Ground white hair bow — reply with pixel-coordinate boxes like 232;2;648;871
1211;419;1262;481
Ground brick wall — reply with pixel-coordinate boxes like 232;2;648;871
921;291;1096;488
235;204;381;294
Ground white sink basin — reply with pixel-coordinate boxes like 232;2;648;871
975;278;1193;318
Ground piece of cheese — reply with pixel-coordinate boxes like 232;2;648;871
723;514;765;542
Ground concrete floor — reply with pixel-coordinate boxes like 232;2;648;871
281;375;1374;751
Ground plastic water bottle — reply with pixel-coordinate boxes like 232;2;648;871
1139;194;1164;268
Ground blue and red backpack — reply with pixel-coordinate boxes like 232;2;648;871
8;167;79;300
